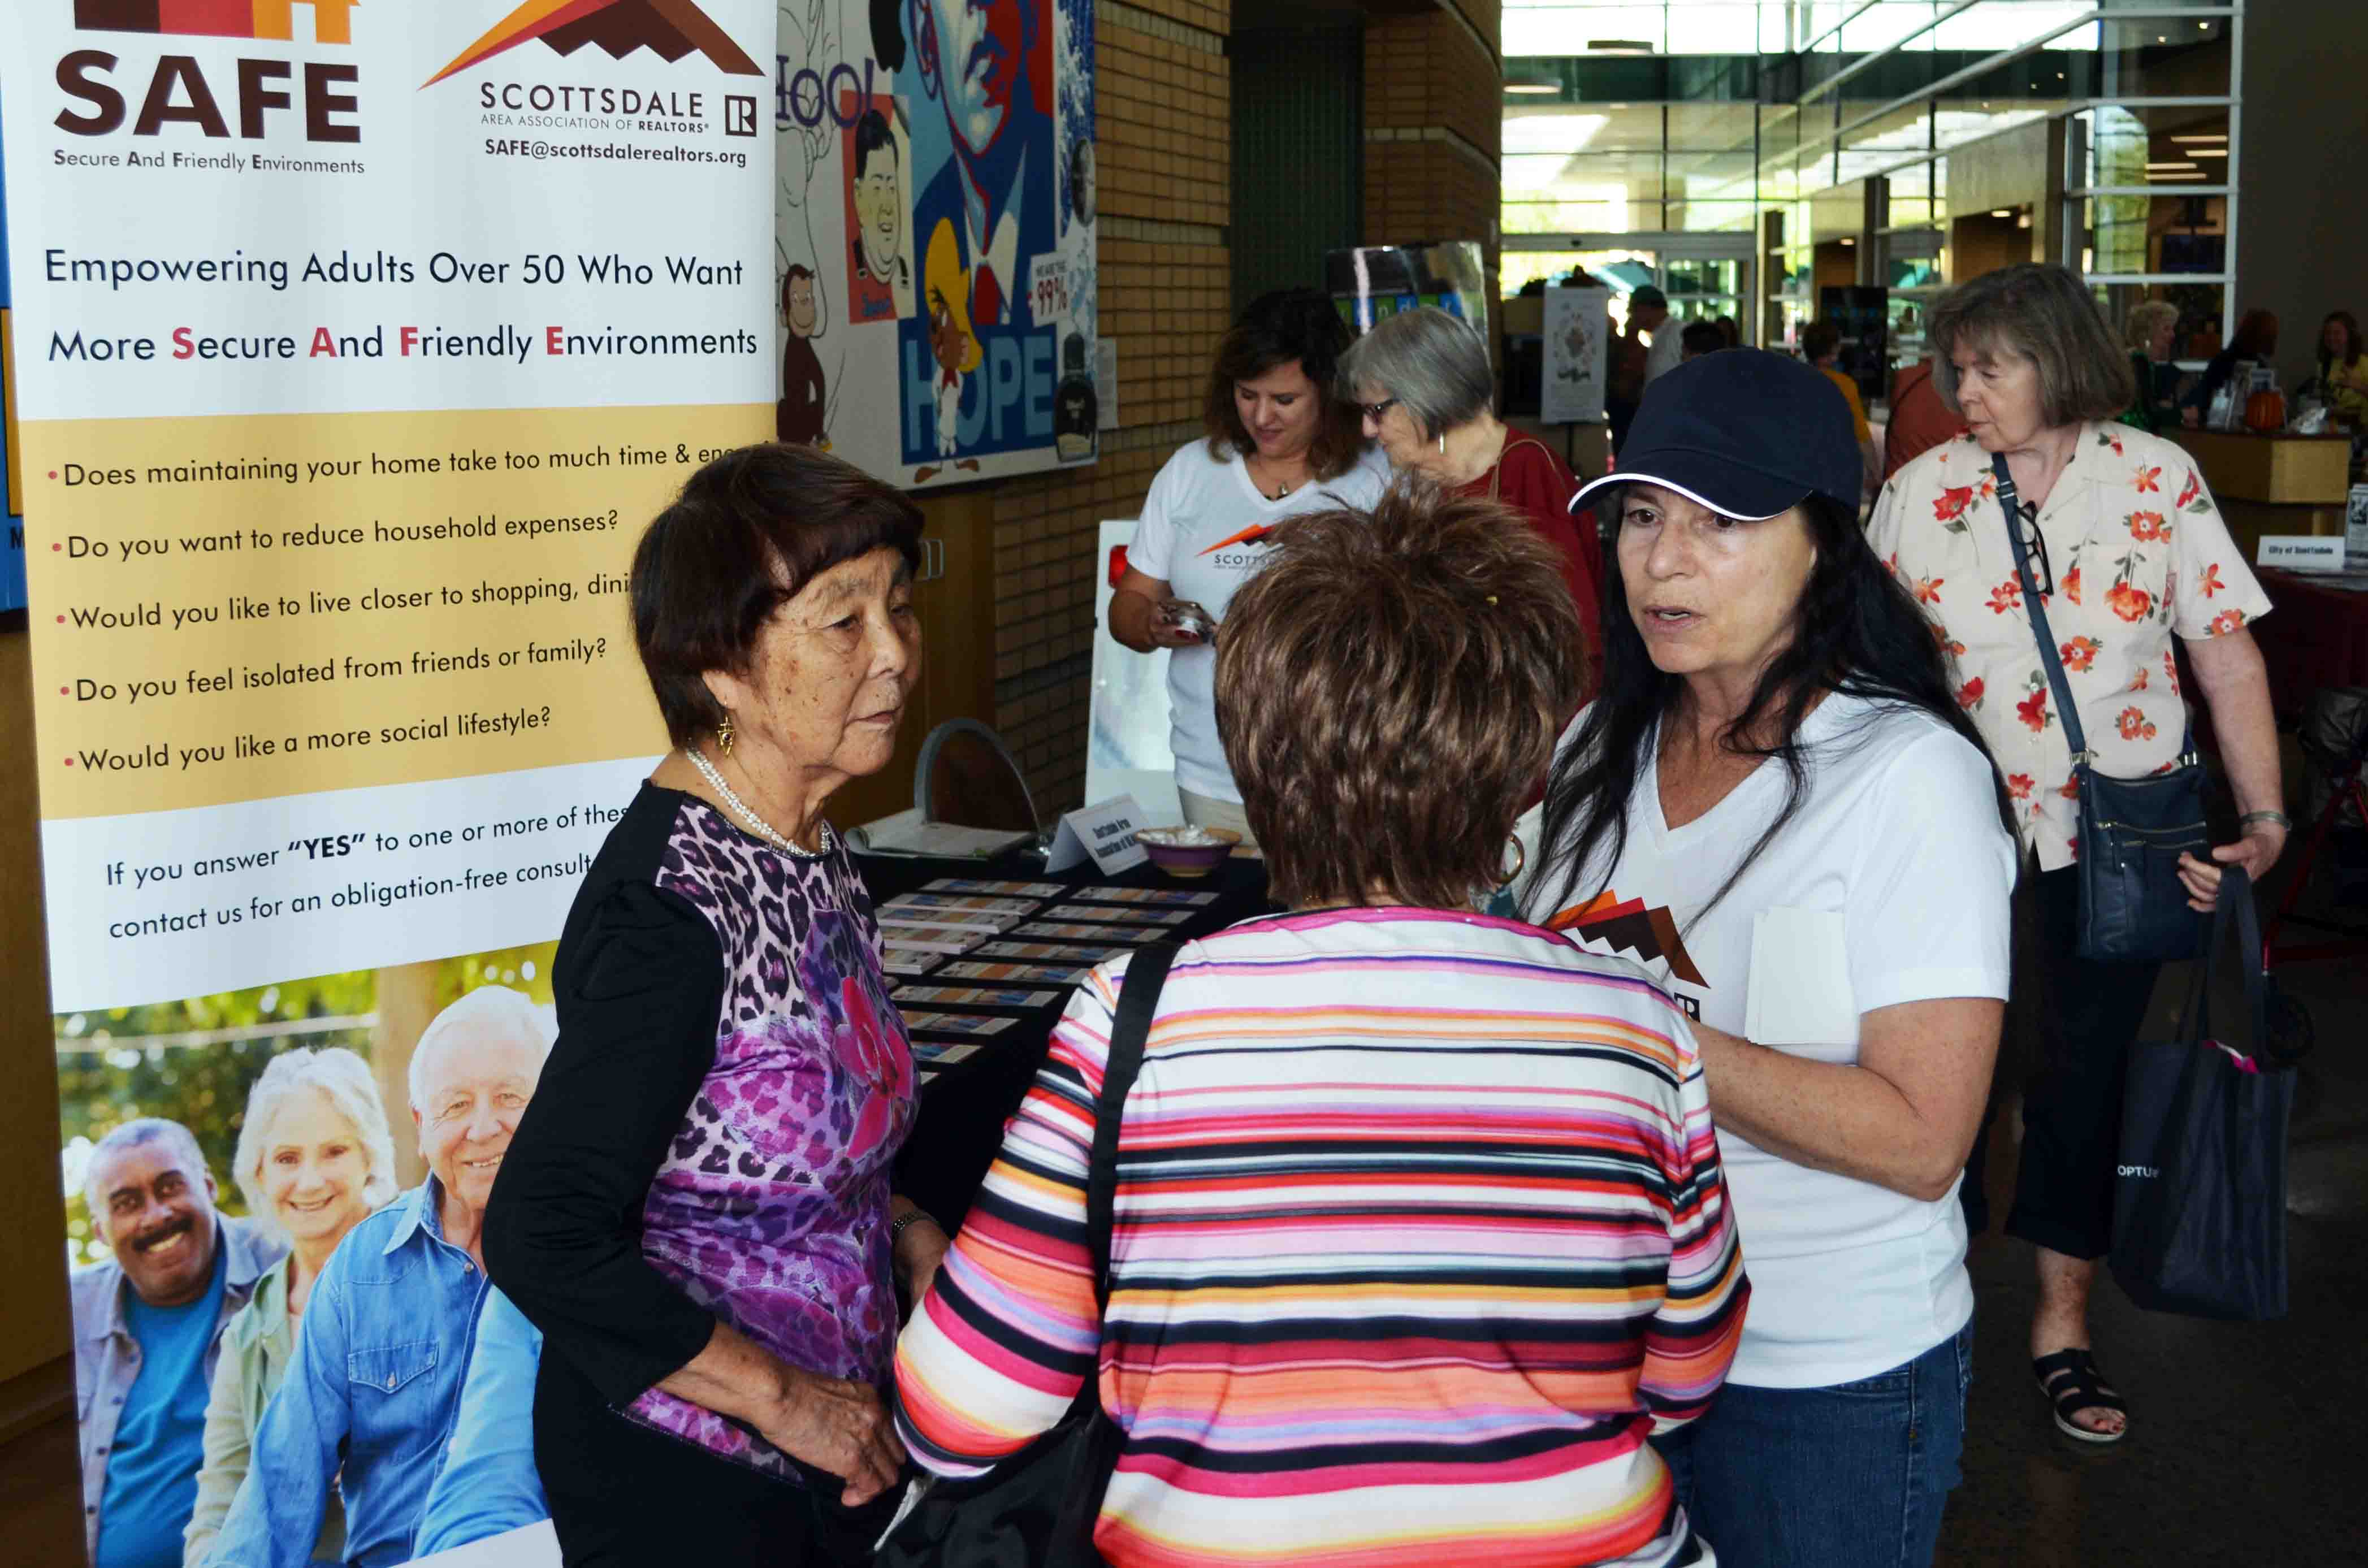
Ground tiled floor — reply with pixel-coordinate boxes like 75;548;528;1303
1940;853;2368;1565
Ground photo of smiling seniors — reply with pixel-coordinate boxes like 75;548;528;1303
1106;287;1391;842
181;1047;397;1565
209;985;551;1568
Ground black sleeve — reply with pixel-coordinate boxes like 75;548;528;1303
482;880;726;1405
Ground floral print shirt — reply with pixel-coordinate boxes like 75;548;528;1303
1868;422;2272;871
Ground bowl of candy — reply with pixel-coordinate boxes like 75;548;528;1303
1135;825;1240;879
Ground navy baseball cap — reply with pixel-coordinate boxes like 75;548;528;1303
1575;348;1863;520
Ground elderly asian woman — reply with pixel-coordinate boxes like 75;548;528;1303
183;1047;395;1566
1869;262;2283;1446
482;444;949;1566
1343;304;1604;662
897;485;1745;1567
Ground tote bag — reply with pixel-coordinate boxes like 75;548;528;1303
2110;868;2295;1320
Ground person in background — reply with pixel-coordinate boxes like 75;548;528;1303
1635;284;1683;385
1714;314;1741;348
1883;353;1970;480
1108;288;1389;840
484;446;946;1566
1680;321;1729;361
2308;309;2368;427
73;1120;285;1568
412;1289;550;1556
1803;319;1879;503
1529;348;2019;1568
1871;262;2282;1447
185;1049;397;1565
898;484;1746;1567
2121;301;2181;434
2181;306;2277;424
1607;301;1651;454
1343;304;1603;664
211;987;552;1567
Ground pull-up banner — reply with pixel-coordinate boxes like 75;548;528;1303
4;0;773;1011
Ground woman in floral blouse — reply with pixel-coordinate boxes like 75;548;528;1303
1869;263;2284;1448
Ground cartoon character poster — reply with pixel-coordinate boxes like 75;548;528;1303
774;0;1097;484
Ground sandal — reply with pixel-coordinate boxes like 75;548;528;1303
2032;1348;2128;1444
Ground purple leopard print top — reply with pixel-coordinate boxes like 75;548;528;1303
618;794;917;1480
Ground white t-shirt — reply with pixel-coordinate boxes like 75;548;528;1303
1643;321;1685;384
1517;690;2016;1388
1127;439;1392;801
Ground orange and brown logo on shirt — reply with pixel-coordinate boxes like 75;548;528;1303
1545;889;1707;989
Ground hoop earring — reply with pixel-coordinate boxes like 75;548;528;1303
716;713;735;757
1436;430;1446;456
1495;833;1526;891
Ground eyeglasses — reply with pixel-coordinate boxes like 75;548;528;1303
2015;501;2054;599
1357;397;1400;422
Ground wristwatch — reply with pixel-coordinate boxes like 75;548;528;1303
891;1209;934;1245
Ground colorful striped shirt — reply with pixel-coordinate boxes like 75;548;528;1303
894;906;1748;1568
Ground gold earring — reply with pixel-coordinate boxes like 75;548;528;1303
716;713;735;756
1436;430;1446;456
1495;833;1526;891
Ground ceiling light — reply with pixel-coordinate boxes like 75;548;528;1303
2172;134;2227;143
1504;82;1560;95
1839;237;1855;246
2188;148;2228;158
2016;214;2032;230
1990;209;2012;218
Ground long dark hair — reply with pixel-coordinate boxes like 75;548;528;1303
1537;490;2016;925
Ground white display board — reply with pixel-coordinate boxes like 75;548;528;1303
1086;519;1182;825
1542;285;1613;425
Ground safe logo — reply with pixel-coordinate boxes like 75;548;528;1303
73;1;357;43
424;0;765;87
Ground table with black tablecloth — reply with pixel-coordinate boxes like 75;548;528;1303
863;850;1275;1233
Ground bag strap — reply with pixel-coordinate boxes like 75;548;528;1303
1993;454;2094;768
1489;435;1551;503
1084;941;1178;1313
2179;865;2270;1052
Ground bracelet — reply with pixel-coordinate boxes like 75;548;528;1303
2239;809;2292;832
890;1209;933;1246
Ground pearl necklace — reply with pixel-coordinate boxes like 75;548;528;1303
686;747;830;858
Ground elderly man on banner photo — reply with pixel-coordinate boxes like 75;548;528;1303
209;986;552;1568
73;1119;286;1568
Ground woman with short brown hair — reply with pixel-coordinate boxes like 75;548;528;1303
1873;262;2283;1446
898;484;1747;1568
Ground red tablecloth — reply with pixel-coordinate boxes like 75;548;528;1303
2254;569;2368;722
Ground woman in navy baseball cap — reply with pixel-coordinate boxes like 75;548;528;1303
1517;348;2018;1568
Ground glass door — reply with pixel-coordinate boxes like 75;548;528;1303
1503;232;1757;343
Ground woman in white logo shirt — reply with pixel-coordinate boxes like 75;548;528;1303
1107;288;1389;840
1523;349;2018;1568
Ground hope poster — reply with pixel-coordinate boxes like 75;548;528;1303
2;2;772;1562
770;0;1098;486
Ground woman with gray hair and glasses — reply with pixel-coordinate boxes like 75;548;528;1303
1342;305;1602;662
1870;262;2282;1448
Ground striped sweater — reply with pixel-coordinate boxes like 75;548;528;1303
894;907;1747;1568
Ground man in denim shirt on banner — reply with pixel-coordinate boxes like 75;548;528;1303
211;987;549;1567
411;1287;551;1556
73;1119;284;1568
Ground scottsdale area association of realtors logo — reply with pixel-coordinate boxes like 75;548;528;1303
425;0;765;86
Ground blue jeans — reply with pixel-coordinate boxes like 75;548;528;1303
1657;1324;1972;1568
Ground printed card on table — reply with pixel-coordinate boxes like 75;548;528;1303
940;960;1093;985
881;946;944;977
1042;904;1193;927
885;893;1045;917
895;984;1063;1008
877;931;985;956
1014;921;1145;943
908;1039;981;1065
901;1011;1020;1037
877;909;1016;935
1069;886;1220;907
977;941;1128;963
925;878;1066;899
